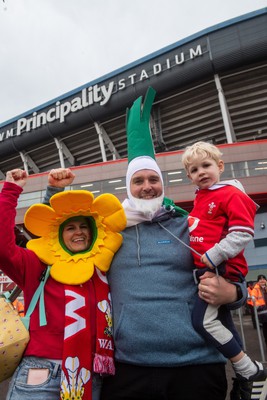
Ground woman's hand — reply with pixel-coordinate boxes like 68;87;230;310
198;271;237;306
6;169;28;188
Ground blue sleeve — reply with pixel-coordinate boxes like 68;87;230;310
226;281;247;310
43;186;64;205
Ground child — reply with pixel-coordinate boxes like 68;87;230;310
182;141;267;385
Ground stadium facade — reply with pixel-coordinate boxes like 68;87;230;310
0;8;267;284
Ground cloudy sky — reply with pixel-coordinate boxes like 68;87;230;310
0;0;266;124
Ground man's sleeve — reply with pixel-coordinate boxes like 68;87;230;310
43;186;64;205
226;281;248;310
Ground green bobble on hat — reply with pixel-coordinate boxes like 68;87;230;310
126;87;156;163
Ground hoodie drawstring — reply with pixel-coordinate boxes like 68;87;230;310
135;225;141;266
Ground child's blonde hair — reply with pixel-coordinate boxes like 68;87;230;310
182;141;223;172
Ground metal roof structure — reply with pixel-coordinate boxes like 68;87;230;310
0;8;267;179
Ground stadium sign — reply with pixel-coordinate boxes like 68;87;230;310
0;45;203;142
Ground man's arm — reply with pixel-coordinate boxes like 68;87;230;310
198;271;247;310
43;168;75;204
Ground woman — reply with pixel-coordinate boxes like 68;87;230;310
0;169;126;400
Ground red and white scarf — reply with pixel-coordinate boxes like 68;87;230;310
60;269;114;400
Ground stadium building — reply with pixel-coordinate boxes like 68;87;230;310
0;7;267;287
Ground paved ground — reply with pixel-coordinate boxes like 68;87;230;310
226;312;267;400
0;313;266;399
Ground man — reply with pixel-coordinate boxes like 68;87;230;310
45;88;246;400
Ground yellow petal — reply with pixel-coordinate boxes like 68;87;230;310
94;246;120;272
26;237;56;265
92;194;126;232
92;193;121;216
24;205;57;236
50;191;94;215
50;259;95;285
103;209;127;232
102;231;123;253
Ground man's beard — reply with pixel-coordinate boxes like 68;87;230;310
131;194;164;219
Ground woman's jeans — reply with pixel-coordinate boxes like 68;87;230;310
6;356;102;400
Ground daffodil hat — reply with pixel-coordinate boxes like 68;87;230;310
24;190;126;285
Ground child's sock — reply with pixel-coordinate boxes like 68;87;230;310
232;354;260;379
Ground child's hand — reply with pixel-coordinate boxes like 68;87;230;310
48;168;75;188
6;169;28;187
200;253;215;269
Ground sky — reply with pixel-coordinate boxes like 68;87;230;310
0;0;266;124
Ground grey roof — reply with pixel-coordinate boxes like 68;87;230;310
0;8;266;178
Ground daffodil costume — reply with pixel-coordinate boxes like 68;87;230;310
24;189;126;400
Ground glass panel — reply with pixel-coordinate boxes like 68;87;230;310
15;158;267;208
